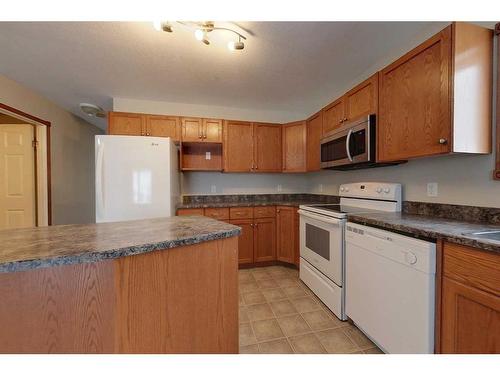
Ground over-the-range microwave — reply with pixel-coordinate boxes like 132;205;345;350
320;114;405;170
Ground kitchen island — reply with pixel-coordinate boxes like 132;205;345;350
0;216;241;353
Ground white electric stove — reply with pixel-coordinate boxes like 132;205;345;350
298;182;402;320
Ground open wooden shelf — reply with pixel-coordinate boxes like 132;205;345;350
180;142;223;171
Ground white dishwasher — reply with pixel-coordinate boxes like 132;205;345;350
345;222;436;354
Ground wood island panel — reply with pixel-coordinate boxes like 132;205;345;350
0;237;238;354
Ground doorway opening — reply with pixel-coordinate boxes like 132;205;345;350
0;104;51;228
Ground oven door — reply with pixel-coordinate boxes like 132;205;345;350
320;117;371;169
298;209;344;286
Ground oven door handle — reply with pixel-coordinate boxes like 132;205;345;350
345;128;353;162
298;209;342;225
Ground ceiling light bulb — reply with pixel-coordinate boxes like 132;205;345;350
194;29;204;41
228;40;244;51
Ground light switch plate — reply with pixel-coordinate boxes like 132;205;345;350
205;152;211;160
427;182;438;197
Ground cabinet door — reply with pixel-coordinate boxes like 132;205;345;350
181;117;203;142
203;119;223;142
282;121;306;172
108;112;145;136
322;98;344;136
253;123;282;172
306;111;322;171
344;73;378;121
223;121;254;172
441;277;500;353
146;115;180;140
378;26;452;161
230;219;254;265
254;217;276;263
276;206;297;264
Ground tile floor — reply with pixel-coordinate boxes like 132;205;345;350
239;265;383;354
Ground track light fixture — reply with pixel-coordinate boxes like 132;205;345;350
152;21;247;51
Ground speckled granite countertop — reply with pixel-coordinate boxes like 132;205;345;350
347;211;500;254
0;216;241;273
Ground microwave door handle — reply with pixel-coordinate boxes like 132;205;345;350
345;129;353;162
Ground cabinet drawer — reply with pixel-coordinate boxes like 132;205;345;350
253;206;276;218
229;207;253;219
443;242;500;296
204;208;230;220
177;208;204;216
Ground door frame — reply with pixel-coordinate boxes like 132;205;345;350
0;103;52;226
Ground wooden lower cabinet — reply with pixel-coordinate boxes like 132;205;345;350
440;242;500;353
441;277;500;353
230;219;254;265
276;206;299;264
178;205;298;268
177;208;204;216
254;218;277;262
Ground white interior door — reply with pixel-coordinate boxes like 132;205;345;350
0;124;36;229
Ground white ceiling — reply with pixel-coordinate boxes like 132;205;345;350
0;21;460;129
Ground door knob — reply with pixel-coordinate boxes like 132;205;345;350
439;138;448;144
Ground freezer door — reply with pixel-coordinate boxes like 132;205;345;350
95;135;178;223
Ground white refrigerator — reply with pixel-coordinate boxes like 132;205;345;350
95;135;180;223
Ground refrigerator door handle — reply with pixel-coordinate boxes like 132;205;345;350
96;142;105;219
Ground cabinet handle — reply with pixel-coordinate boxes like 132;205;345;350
146;132;150;136
277;209;280;213
255;165;258;170
439;138;448;144
338;120;343;124
343;118;348;122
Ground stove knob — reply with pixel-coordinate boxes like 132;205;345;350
384;187;391;193
405;252;418;265
376;187;382;193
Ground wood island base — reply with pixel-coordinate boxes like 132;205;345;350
0;237;238;354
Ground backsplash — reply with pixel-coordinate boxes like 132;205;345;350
403;201;500;225
182;193;340;205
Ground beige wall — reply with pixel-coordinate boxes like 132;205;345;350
308;154;500;208
113;97;304;123
0;74;104;225
182;172;310;196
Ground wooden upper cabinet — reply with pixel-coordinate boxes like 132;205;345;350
203;119;223;142
322;98;344;136
306;111;323;171
181;117;203;142
145;115;180;140
344;73;378;121
223;120;254;172
378;23;492;162
253;123;282;172
282;121;307;172
108;112;145;136
378;26;452;161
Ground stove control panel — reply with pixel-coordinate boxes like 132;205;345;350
339;182;402;202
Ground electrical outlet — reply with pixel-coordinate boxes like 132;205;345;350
205;152;211;160
211;185;216;193
427;182;438;197
277;184;282;192
319;184;323;193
